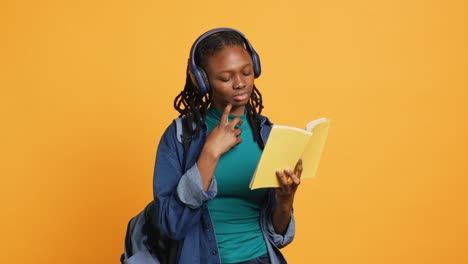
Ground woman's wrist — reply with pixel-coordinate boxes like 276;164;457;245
276;195;294;211
199;144;221;162
276;202;292;213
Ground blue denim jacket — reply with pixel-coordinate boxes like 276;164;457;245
153;115;295;264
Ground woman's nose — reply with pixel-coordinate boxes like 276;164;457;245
233;74;246;89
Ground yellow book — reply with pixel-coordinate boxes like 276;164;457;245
249;118;330;189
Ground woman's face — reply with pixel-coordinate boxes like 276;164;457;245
204;45;255;116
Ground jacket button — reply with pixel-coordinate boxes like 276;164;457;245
211;250;217;255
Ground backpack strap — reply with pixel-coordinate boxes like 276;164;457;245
174;117;197;152
181;117;193;152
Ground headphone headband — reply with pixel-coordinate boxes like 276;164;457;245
188;28;261;95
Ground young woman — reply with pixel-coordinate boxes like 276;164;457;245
153;28;302;264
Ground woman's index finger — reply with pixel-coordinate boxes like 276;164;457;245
222;103;232;123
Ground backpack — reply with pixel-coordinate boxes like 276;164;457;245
120;117;194;264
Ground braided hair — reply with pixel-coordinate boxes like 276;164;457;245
173;30;265;148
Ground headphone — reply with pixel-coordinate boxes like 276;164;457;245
188;28;262;95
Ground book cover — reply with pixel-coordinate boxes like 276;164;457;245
249;118;330;189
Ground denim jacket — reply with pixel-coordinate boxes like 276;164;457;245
153;114;295;264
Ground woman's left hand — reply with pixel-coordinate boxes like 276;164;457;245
275;159;303;207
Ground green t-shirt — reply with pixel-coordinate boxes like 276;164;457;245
205;106;268;263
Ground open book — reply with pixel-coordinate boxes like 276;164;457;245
249;118;330;189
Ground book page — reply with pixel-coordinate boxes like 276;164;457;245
301;119;330;179
305;117;328;132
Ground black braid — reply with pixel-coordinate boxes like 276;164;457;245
173;68;211;135
173;31;266;147
246;85;265;148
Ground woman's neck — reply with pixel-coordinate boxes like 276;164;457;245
212;103;245;116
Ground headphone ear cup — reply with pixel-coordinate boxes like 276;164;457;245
198;66;210;93
252;61;257;77
250;51;261;78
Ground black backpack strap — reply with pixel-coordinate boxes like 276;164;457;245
181;117;193;152
174;117;195;152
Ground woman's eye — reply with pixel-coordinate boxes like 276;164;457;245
243;71;251;76
220;78;230;82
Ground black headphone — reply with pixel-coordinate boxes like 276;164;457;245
187;28;262;95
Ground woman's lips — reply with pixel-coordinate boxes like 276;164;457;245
233;92;249;101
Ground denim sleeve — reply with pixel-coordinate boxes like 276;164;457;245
265;209;295;248
153;122;216;240
177;163;217;209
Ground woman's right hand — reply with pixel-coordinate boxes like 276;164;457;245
203;103;243;157
197;103;243;190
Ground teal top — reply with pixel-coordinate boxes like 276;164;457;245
205;106;269;263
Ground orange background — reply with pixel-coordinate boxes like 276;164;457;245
1;0;467;263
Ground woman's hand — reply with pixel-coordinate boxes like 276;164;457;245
197;103;243;190
272;159;303;234
275;158;303;206
203;103;243;158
